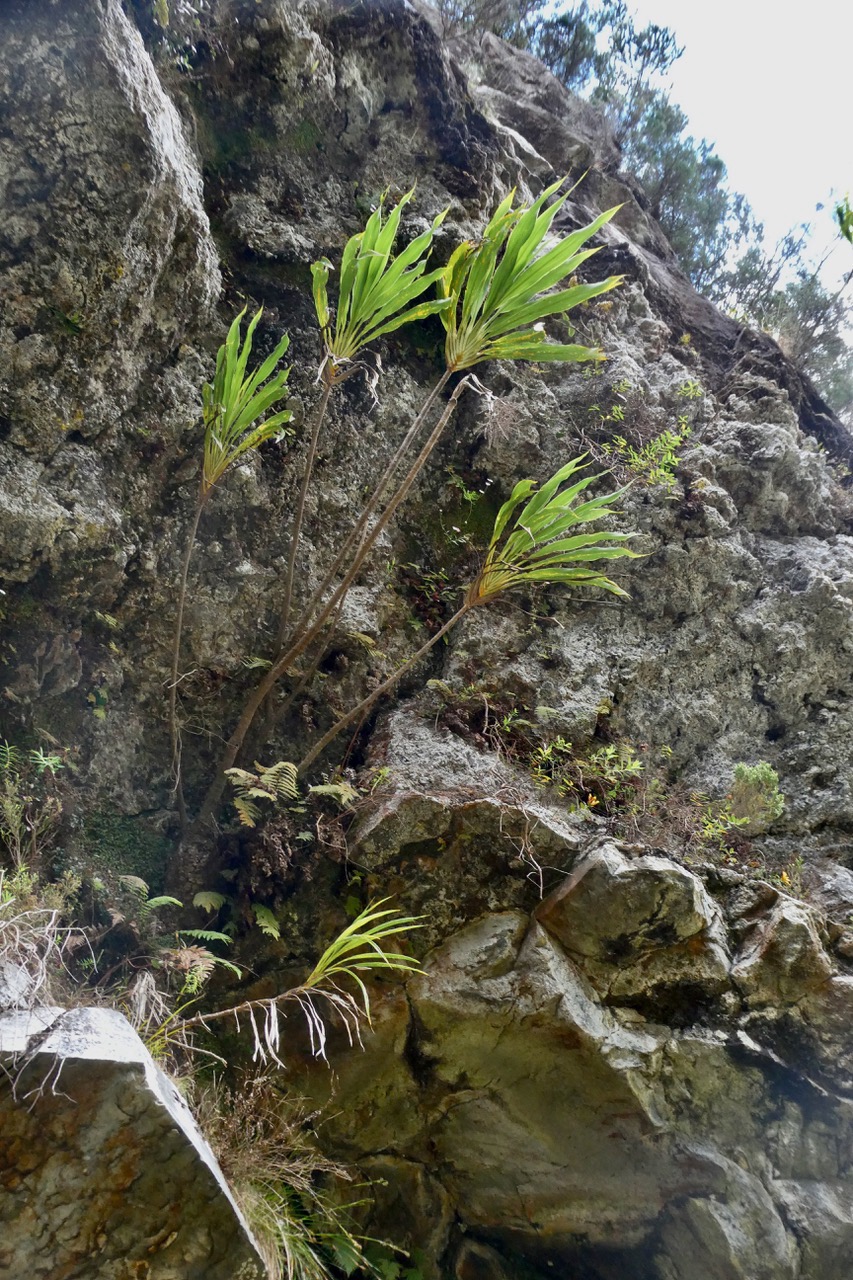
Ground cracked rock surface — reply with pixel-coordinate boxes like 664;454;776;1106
0;1006;264;1279
3;2;853;1277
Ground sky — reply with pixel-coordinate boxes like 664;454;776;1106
624;0;851;277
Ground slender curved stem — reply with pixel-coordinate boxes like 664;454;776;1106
169;493;205;832
259;370;450;745
298;604;471;773
282;369;452;652
193;376;471;831
276;375;333;651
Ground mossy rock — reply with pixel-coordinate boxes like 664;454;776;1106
80;812;173;893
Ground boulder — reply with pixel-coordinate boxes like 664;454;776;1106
536;842;731;1004
0;1006;264;1279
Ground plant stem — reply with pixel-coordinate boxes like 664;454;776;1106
193;375;470;830
298;604;471;773
169;492;205;832
276;375;333;651
258;369;450;745
281;369;452;653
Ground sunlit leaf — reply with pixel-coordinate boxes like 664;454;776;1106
440;180;624;371
466;455;639;606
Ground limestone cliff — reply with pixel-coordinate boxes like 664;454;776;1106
3;1;853;1277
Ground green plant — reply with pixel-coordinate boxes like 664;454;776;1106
163;900;422;1064
190;889;282;944
692;795;748;862
297;457;637;772
364;1245;425;1280
466;454;635;603
727;761;784;835
0;865;80;1008
527;735;644;815
191;182;629;829
277;191;451;645
582;742;644;801
677;378;703;399
528;735;574;784
446;465;482;508
438;177;622;371
0;742;64;871
777;854;805;897
196;1077;373;1280
600;420;691;486
310;190;450;380
111;877;241;1017
117;874;183;917
226;760;300;828
170;307;292;828
588;399;626;425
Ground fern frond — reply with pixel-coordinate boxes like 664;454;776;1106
226;760;299;827
259;760;299;801
192;890;230;913
118;874;150;899
234;795;262;828
179;928;235;945
308;781;359;808
252;904;281;940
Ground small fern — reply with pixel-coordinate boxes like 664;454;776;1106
179;927;235;946
192;890;230;913
118;875;182;917
225;760;299;827
308;780;359;808
252;904;281;940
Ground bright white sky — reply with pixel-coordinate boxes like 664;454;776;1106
624;0;851;275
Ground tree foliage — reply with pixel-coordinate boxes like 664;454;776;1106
472;0;852;414
433;0;547;44
617;89;757;298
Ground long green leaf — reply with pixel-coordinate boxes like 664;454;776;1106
489;478;537;548
311;259;332;331
468;456;637;608
316;192;449;377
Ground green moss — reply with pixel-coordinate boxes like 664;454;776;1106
4;590;42;623
415;483;501;559
81;812;173;893
195;109;277;174
285;118;323;154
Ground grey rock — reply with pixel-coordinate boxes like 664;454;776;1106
0;1006;264;1278
732;898;834;1006
535;842;731;1001
655;1160;797;1279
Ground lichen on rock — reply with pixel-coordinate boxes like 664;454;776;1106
3;1;853;1278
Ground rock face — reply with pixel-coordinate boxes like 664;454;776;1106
0;1005;264;1278
295;806;853;1279
3;1;853;1278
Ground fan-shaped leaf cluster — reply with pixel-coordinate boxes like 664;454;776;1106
201;307;292;497
439;177;623;371
311;188;451;379
467;455;638;605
